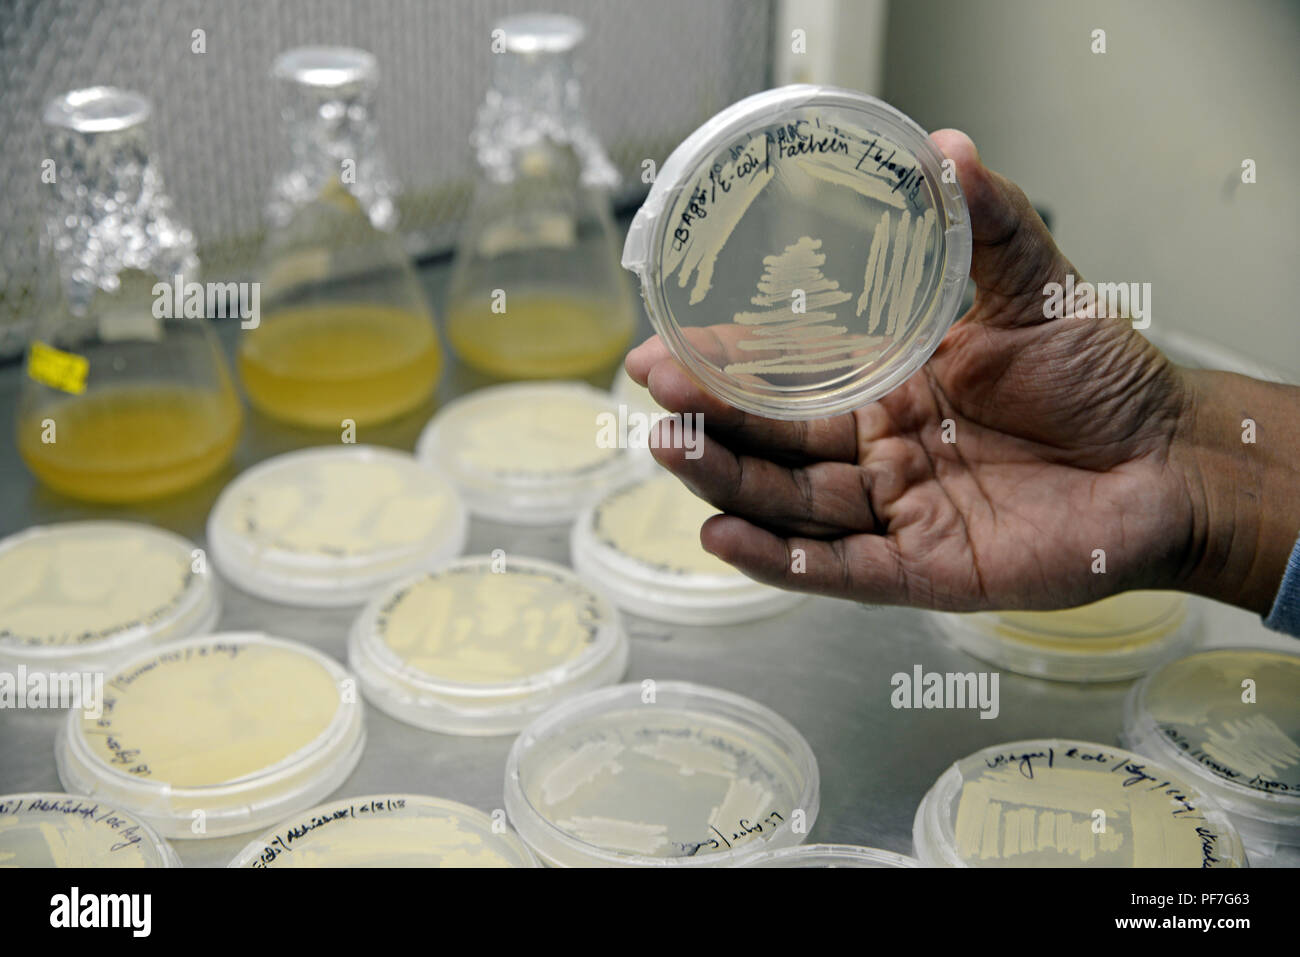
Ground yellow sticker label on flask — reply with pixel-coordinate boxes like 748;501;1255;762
27;341;89;394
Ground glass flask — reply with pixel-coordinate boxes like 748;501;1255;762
445;14;635;381
17;87;242;503
239;47;441;429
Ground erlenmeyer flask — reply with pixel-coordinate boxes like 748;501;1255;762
239;47;441;429
445;14;635;381
17;87;242;503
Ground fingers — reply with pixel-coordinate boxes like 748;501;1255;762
625;337;859;464
700;513;907;603
650;423;879;537
930;129;1075;320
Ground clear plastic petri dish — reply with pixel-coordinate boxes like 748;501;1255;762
227;793;539;867
1123;647;1300;853
741;843;920;868
415;381;641;525
56;632;365;839
912;738;1246;867
504;680;819;866
207;445;467;607
0;792;180;867
571;471;804;625
348;555;629;735
0;521;218;680
931;591;1200;683
623;84;971;421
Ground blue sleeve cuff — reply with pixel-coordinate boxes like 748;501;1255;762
1263;532;1300;637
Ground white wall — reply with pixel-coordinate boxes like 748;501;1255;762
880;0;1299;376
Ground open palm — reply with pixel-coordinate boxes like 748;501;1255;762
627;130;1196;611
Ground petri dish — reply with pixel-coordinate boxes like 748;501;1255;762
0;792;180;867
932;591;1200;683
571;471;804;625
741;843;920;868
415;381;641;524
56;632;365;839
504;681;819;866
623;84;971;421
912;738;1246;867
228;794;538;867
1123;647;1300;851
0;521;218;679
207;445;467;607
348;555;629;735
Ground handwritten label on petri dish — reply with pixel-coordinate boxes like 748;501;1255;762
27;341;89;394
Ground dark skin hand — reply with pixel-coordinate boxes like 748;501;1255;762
628;130;1300;618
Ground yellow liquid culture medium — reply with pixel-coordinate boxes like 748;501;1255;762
934;591;1198;682
238;303;442;428
349;555;628;735
56;633;365;839
207;445;467;607
0;793;179;867
229;794;538;868
1124;648;1300;847
0;522;217;675
416;381;641;524
504;682;819;866
18;384;241;503
446;292;633;380
912;739;1246;868
572;471;804;625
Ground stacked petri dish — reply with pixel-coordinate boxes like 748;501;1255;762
912;738;1247;867
1123;647;1300;858
348;555;629;735
228;794;538;867
932;591;1201;682
56;632;365;839
504;681;819;866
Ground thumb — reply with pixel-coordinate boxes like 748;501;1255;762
931;129;1075;318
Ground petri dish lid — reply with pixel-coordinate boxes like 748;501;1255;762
912;738;1246;868
1123;647;1300;849
207;445;467;607
0;792;180;867
348;555;629;735
415;382;641;525
931;591;1200;683
623;84;971;421
504;681;820;866
0;521;218;678
571;471;804;625
741;843;920;868
56;632;366;839
228;794;539;867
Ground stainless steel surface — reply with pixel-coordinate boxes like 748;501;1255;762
0;256;1290;868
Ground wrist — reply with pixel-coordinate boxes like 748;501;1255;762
1170;367;1300;615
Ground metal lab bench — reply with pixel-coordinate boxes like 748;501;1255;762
0;256;1289;868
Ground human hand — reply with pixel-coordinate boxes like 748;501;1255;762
627;130;1299;615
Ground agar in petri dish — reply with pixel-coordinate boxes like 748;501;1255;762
571;471;803;624
932;591;1200;682
348;555;628;735
1124;647;1300;850
912;738;1246;867
228;794;538;867
0;792;179;867
56;632;365;839
741;843;920;868
504;681;819;866
0;522;217;678
415;381;641;524
623;84;971;420
207;445;467;607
